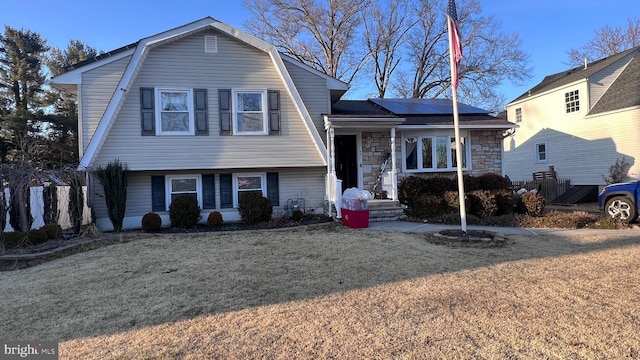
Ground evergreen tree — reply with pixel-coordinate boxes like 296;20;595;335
0;26;49;165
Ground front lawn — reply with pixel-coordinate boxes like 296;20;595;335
1;223;638;359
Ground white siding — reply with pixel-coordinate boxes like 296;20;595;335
91;168;327;231
81;56;130;152
93;29;326;170
504;80;640;185
284;60;331;139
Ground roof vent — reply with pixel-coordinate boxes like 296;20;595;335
584;57;588;70
205;36;218;53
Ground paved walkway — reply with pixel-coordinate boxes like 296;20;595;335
366;220;640;237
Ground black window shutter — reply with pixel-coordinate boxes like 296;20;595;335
140;87;155;136
202;174;215;209
266;172;279;206
219;173;233;208
194;89;208;136
219;89;232;136
151;175;165;211
268;90;280;135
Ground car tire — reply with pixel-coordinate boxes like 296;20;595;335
604;196;637;223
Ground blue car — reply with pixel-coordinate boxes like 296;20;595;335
598;181;640;223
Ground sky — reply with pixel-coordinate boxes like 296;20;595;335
1;0;637;105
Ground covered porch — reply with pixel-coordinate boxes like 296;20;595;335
323;114;405;219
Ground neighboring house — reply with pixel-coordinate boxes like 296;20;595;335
503;46;640;187
51;17;514;230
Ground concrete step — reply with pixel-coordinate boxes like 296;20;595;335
368;200;406;222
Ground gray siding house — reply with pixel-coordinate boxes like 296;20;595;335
51;17;515;230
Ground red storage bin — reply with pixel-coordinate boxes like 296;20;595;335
341;208;369;228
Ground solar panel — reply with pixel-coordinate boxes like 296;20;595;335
369;98;488;115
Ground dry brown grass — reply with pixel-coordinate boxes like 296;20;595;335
1;223;639;359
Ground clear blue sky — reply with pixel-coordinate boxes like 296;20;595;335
1;0;636;105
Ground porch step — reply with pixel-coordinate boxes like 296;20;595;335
367;200;407;222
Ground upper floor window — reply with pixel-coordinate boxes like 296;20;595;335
233;90;268;135
565;90;580;113
535;143;547;163
156;88;195;135
403;134;469;172
515;108;522;123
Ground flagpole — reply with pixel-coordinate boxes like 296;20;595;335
447;11;468;234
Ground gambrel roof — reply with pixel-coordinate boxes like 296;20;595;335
50;17;348;170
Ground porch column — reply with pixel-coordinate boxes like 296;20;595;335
390;127;397;200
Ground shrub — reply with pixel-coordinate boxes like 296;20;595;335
602;156;631;184
476;173;510;191
94;159;129;232
142;212;163;232
398;176;429;207
3;231;25;249
27;229;49;245
238;192;273;225
206;211;224;228
425;176;455;195
493;190;514;215
408;194;448;219
468;190;498;218
518;192;546;217
290;209;304;222
41;223;63;240
169;195;201;228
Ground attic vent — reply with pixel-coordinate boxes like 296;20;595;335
204;36;218;53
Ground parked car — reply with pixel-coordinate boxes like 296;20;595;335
598;181;640;223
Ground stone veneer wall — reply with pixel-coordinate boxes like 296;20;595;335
360;130;504;190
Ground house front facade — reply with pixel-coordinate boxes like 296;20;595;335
52;17;514;230
503;46;640;187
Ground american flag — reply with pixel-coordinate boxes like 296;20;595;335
447;0;462;90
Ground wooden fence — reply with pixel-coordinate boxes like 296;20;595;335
510;178;571;202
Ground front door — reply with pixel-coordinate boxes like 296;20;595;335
335;135;358;193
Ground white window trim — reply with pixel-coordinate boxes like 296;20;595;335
155;87;195;135
535;143;548;163
165;174;203;210
564;89;580;114
233;173;267;207
232;89;268;135
515;108;522;123
401;132;471;173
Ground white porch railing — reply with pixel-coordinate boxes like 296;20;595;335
381;171;397;200
325;173;342;218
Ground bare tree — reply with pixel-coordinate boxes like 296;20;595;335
362;0;414;98
393;0;530;112
567;18;640;67
243;0;371;83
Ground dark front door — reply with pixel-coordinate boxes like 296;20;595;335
335;135;358;193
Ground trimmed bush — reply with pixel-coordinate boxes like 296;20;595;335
238;192;273;225
206;211;224;228
518;192;546;217
425;176;455;195
476;173;510;191
468;190;498;218
27;229;49;245
493;190;514;215
398;176;429;208
41;223;63;240
290;209;304;222
142;212;163;232
408;194;448;218
3;231;25;249
169;195;201;228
